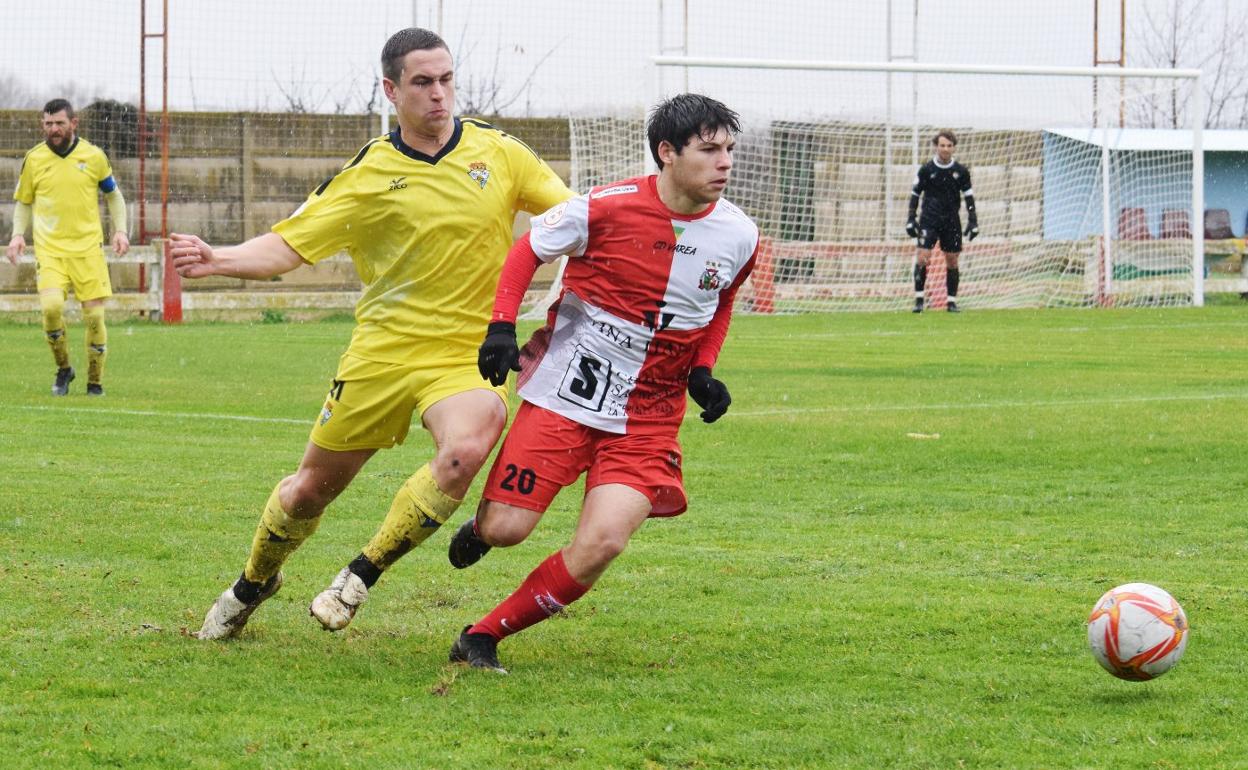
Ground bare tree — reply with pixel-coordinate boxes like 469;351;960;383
271;65;382;115
1128;0;1248;128
0;72;38;108
0;73;102;110
452;27;562;117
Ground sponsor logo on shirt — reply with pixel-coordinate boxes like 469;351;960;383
468;162;490;189
652;240;698;255
591;319;635;349
642;300;675;332
542;200;569;226
590;184;638;199
388;176;408;191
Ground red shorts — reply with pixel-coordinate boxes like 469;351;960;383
483;401;687;516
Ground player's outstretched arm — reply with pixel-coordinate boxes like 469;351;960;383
170;231;304;280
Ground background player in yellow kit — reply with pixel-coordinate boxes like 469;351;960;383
8;98;130;396
169;27;573;639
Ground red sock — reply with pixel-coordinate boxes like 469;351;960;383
470;550;590;640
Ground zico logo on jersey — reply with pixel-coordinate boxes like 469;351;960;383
388;176;407;191
467;162;490;189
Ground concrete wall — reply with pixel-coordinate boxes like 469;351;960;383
1;110;572;295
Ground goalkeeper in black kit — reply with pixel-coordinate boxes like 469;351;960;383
905;130;977;313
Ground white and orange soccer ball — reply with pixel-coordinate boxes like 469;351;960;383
1087;582;1189;681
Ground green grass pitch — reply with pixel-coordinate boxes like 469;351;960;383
1;306;1245;768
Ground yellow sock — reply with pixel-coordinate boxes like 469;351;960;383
362;464;462;571
40;292;69;370
83;305;107;384
243;485;322;584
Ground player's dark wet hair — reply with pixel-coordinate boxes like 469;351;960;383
381;28;450;82
43;98;74;119
932;129;958;146
647;93;740;169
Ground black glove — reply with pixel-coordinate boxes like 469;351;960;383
478;321;521;386
964;219;979;241
687;366;731;424
905;218;919;238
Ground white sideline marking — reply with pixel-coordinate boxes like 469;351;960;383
15;390;1245;428
737;320;1248;340
733;391;1248;418
14;404;310;426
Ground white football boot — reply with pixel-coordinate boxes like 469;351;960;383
309;567;369;631
195;572;283;640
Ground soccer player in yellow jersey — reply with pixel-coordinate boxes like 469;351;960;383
169;28;573;640
8;99;130;396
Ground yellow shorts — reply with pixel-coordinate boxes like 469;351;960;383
309;352;508;452
36;252;112;302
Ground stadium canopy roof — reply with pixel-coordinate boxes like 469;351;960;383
1045;128;1248;151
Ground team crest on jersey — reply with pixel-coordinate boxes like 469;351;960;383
319;402;333;426
697;261;724;291
77;161;88;173
468;162;490;189
952;171;960;179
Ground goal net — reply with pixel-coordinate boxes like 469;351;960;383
568;60;1204;312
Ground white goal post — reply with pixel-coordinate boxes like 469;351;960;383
550;56;1204;315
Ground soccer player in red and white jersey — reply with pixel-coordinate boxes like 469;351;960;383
445;93;758;673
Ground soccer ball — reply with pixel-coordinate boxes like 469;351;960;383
1087;582;1189;681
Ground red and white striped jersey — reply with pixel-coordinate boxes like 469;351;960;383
516;175;758;435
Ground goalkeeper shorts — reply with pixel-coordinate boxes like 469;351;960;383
917;217;962;253
482;401;688;517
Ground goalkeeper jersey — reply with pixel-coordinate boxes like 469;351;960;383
272;118;572;365
515;175;758;435
909;158;973;224
14;136;117;259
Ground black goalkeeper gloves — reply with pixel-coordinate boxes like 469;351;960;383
687;367;731;424
964;219;979;241
478;321;521;386
905;218;919;238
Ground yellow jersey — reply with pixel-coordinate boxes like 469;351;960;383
14;136;117;260
273;118;573;365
